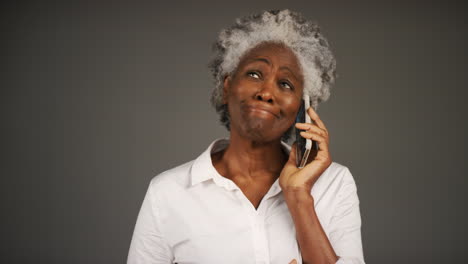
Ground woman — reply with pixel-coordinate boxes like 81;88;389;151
128;10;364;264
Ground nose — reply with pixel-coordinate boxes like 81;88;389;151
255;80;274;103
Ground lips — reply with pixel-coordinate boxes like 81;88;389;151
244;103;280;118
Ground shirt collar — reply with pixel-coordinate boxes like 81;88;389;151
190;138;292;192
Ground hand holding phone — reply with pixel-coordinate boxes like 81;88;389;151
280;96;331;192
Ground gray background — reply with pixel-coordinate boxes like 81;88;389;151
2;0;467;263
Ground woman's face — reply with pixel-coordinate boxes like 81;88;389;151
223;42;304;142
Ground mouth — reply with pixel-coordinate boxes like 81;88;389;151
244;105;280;119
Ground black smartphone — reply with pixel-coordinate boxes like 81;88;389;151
295;95;318;168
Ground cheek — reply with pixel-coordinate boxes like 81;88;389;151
227;80;249;99
276;99;300;129
283;97;301;117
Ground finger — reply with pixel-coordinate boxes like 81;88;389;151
300;152;332;181
299;131;329;152
295;122;327;136
307;107;328;133
288;259;297;264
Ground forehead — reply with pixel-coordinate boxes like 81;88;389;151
239;42;302;73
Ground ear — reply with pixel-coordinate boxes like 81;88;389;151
222;75;231;104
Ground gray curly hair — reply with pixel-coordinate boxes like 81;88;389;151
209;9;336;140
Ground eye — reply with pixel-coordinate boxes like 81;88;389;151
280;80;294;90
247;71;261;79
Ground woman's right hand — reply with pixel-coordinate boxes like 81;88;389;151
288;259;297;264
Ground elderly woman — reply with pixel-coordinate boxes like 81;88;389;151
128;9;364;264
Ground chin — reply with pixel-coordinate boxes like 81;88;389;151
242;120;282;142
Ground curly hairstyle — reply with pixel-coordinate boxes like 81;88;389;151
208;9;336;141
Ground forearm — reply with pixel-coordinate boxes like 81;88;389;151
284;189;338;264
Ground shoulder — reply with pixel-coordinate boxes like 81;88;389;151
323;161;356;186
144;138;223;201
147;160;194;198
312;161;358;201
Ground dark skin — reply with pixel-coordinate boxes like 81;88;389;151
212;42;303;209
212;42;339;264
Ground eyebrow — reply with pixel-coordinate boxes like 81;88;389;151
246;57;271;65
245;57;302;83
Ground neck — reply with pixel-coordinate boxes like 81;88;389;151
218;130;288;180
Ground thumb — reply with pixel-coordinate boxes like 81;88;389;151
282;142;298;176
288;259;297;264
287;142;298;166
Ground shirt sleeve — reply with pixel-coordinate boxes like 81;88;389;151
127;181;173;264
329;168;365;264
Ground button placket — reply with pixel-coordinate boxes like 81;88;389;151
231;186;272;264
254;202;271;263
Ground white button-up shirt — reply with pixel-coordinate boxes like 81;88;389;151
128;139;365;264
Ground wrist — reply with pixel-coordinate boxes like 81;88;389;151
283;187;314;204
